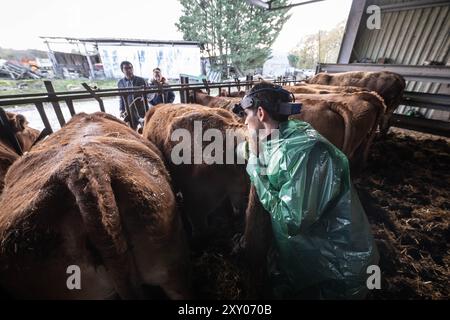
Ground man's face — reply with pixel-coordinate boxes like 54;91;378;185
244;107;264;133
122;64;134;79
153;70;162;81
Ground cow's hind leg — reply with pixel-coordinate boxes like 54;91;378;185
159;264;192;299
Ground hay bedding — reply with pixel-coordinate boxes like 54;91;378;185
353;128;449;299
191;128;449;300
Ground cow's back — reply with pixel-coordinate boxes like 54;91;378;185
0;112;190;299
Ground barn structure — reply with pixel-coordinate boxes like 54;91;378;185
323;0;450;134
248;0;450;135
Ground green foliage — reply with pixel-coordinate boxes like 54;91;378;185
176;0;291;77
0;79;117;96
287;54;299;68
288;20;346;69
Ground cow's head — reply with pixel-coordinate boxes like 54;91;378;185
6;112;40;152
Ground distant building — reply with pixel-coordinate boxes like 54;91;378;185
263;52;291;77
41;37;201;80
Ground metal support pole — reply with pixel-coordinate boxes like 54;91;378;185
157;83;166;103
123;95;136;130
202;79;211;95
235;77;241;92
83;43;96;80
142;83;149;112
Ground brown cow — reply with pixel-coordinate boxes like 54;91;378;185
190;90;242;114
283;83;367;95
190;90;383;165
143;104;249;240
220;89;246;98
0;112;40;192
0;112;190;299
292;91;385;164
143;104;270;297
307;71;406;134
191;89;353;155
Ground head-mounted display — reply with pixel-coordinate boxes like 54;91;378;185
232;86;302;117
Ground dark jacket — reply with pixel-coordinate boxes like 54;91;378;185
149;78;175;106
117;76;148;114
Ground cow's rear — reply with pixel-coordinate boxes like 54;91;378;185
0;112;190;299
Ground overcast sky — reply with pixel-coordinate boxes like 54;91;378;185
0;0;352;53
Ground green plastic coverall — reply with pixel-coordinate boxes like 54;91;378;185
246;119;379;299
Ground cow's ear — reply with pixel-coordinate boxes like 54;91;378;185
11;114;27;131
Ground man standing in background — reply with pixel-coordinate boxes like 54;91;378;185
149;67;175;106
117;61;148;129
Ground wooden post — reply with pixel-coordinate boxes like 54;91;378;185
44;80;65;127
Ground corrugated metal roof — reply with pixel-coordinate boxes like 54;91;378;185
351;0;449;95
40;36;200;47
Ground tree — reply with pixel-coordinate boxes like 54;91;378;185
176;0;291;77
288;20;346;69
287;53;299;68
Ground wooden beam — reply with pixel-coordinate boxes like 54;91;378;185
390;114;450;137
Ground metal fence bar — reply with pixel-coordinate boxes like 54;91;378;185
82;83;105;112
122;94;136;130
44;80;65;127
0;80;298;107
390;114;450;137
34;101;53;134
202;79;211;95
65;99;76;116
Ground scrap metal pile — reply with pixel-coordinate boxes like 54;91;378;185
0;59;42;80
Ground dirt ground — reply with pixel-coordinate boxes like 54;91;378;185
353;128;449;299
192;128;450;300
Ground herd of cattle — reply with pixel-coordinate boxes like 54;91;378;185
0;71;405;299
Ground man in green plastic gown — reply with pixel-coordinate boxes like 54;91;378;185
233;82;379;299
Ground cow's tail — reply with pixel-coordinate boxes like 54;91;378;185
363;90;390;135
328;102;353;157
66;149;140;299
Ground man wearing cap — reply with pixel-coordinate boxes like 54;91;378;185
234;81;378;299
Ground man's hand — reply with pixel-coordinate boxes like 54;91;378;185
248;129;260;156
